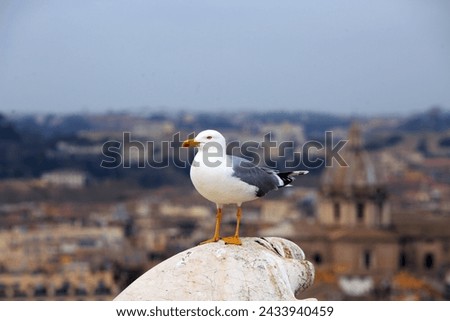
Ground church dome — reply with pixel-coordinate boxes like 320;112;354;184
321;123;382;196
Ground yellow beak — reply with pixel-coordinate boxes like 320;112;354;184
182;138;200;148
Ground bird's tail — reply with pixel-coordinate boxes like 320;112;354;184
276;170;309;187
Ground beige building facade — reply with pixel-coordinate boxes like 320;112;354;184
296;124;450;299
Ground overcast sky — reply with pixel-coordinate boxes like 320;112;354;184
1;0;449;116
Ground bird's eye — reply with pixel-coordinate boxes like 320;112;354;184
206;136;212;140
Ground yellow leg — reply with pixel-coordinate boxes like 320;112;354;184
222;206;242;245
200;207;222;244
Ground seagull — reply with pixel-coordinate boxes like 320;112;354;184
182;129;308;245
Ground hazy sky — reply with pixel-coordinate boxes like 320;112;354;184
1;0;449;115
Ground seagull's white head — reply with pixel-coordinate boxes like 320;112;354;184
182;129;227;152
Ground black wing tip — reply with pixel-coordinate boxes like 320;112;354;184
276;170;309;187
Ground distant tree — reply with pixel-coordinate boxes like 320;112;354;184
417;137;429;155
399;106;450;132
365;134;403;151
0;113;21;141
438;136;450;148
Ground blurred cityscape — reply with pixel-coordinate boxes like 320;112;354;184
0;107;450;300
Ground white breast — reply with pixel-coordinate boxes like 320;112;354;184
190;151;259;206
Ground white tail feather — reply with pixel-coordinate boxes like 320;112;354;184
290;170;309;176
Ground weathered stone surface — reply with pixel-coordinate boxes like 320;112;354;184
114;237;315;301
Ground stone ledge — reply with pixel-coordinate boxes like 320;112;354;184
114;237;315;301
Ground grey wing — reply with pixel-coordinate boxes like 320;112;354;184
229;155;281;197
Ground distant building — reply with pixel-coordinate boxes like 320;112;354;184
0;270;117;300
0;224;126;300
41;169;88;188
319;123;391;228
296;123;450;300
